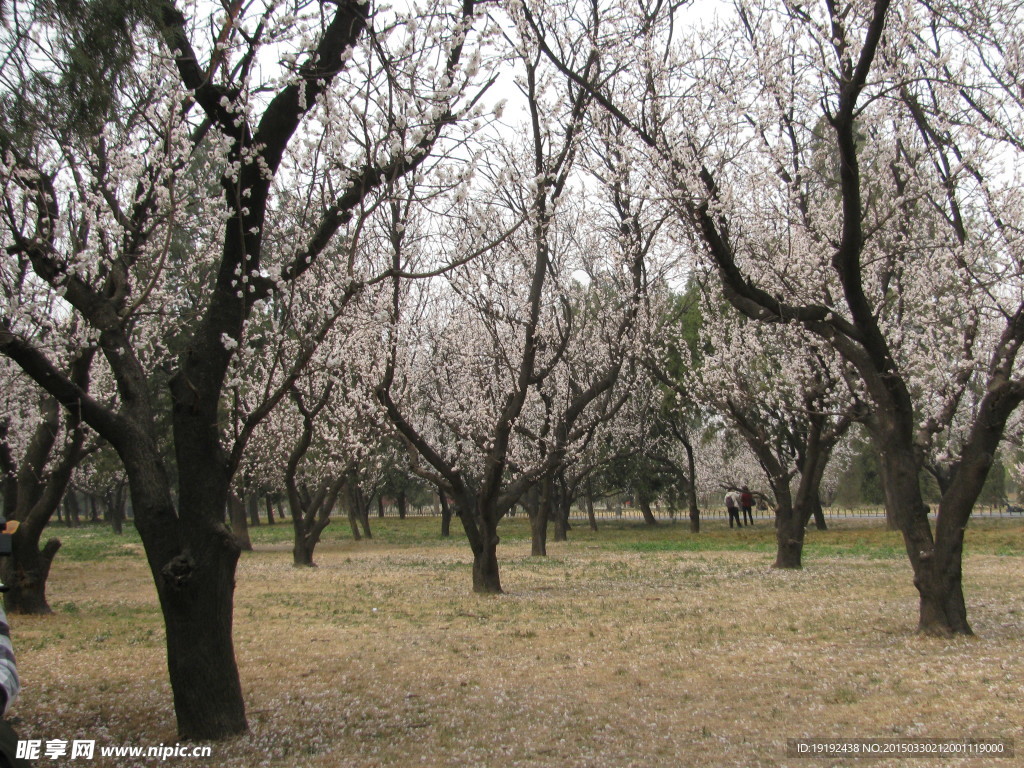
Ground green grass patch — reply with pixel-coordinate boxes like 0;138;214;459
49;525;145;562
41;512;1023;563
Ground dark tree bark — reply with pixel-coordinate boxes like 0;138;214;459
637;491;659;526
683;438;700;533
357;489;372;539
264;494;276;525
64;493;80;527
439;491;453;537
346;485;362;541
107;482;127;535
584;480;598;532
457;492;503;594
810;495;827;531
247;494;261;527
527;483;549;557
552;475;571;542
228;493;253;552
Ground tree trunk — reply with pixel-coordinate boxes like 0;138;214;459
440;492;453;538
63;491;78;527
3;537;61;615
247;494;260;526
772;481;802;569
877;457;900;531
123;442;246;740
875;429;966;634
458;494;502;594
397;490;408;520
228;493;253;552
472;530;502;594
684;439;700;533
161;369;248;739
358;502;372;539
810;494;827;531
292;535;315;567
638;493;658;526
289;492;319;567
156;530;247;739
773;510;805;569
111;483;126;535
346;481;371;539
4;412;85;614
346;503;362;541
552;479;570;543
916;545;970;636
527;484;547;557
377;496;385;518
584;483;597;532
264;495;275;525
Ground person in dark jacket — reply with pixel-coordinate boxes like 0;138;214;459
740;487;755;526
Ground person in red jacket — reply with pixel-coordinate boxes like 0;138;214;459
740;487;755;526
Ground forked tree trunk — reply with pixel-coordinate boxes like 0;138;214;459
873;425;969;635
3;403;84;615
289;480;340;566
3;537;61;615
775;461;829;569
458;495;502;594
472;533;502;593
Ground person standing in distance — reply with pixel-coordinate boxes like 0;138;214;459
725;491;742;529
740;486;755;526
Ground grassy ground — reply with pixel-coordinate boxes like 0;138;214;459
8;515;1023;767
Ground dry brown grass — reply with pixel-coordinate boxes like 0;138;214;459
8;518;1024;767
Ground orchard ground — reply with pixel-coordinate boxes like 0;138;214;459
8;515;1023;767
